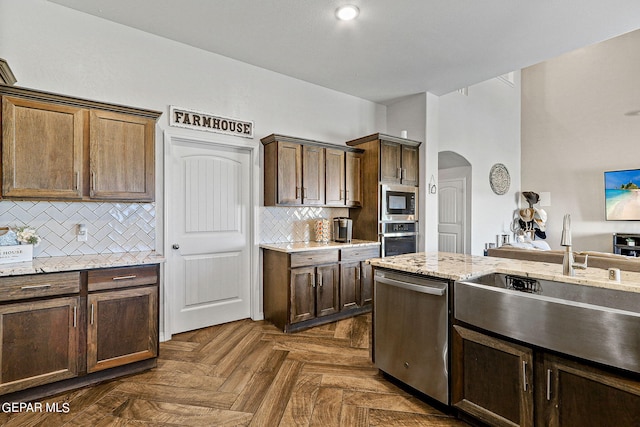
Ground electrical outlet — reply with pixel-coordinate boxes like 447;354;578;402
77;224;88;242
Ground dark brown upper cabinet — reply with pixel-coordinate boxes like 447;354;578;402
261;134;363;207
0;85;160;202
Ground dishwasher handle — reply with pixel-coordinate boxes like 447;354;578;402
375;276;446;296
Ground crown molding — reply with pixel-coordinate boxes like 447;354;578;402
0;58;17;86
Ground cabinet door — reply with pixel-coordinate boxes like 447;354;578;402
87;286;158;373
543;354;640;427
401;144;419;186
360;261;373;305
0;296;79;395
452;325;534;427
340;261;360;310
325;148;345;206
89;110;155;201
2;96;84;199
316;264;339;317
276;141;302;205
290;267;316;324
302;145;325;205
380;140;402;184
345;151;363;207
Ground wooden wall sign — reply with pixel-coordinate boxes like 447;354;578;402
169;106;253;138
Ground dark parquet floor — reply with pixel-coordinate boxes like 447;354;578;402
0;314;467;426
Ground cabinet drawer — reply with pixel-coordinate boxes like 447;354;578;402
341;246;380;262
290;250;339;268
88;265;158;291
0;272;80;302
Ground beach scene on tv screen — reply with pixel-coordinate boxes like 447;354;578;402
605;169;640;220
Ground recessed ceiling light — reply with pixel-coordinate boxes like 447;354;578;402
335;5;359;21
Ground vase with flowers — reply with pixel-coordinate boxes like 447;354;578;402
16;226;41;247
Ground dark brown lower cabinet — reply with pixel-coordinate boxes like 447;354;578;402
452;325;534;427
290;264;339;324
263;246;378;332
0;265;159;400
454;324;640;427
340;260;373;309
339;246;378;310
0;297;80;395
87;286;158;373
542;354;640;427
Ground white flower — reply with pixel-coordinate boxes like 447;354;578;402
15;226;41;247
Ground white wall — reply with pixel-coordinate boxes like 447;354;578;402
438;75;522;255
522;29;640;252
0;0;385;144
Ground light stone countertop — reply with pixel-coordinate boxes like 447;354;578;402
367;251;640;293
0;251;165;277
260;240;380;253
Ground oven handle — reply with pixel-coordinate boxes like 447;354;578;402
381;232;418;237
375;276;445;296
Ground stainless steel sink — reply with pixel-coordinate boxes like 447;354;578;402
455;273;640;373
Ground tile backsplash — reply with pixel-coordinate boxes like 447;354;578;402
0;201;155;258
260;206;349;243
1;201;347;257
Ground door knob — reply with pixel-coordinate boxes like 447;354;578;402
172;244;180;250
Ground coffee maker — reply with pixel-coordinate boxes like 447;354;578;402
332;217;353;243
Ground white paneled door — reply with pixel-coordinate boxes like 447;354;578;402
167;138;251;334
438;177;465;253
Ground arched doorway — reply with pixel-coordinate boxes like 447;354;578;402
438;151;471;254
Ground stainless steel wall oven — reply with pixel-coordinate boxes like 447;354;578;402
381;222;418;257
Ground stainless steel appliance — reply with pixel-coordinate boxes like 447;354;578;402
381;222;417;257
332;217;352;242
381;184;417;222
374;269;449;404
456;273;640;374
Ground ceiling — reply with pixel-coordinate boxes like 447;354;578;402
48;0;640;104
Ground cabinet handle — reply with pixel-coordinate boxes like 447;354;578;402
318;272;323;288
309;273;315;288
74;172;80;191
402;168;407;179
90;171;95;191
296;187;300;199
90;303;95;325
21;284;52;290
522;360;528;392
73;306;77;328
362;267;367;279
546;369;552;401
397;167;402;179
112;275;137;281
355;266;360;280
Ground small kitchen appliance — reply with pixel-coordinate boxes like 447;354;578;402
380;184;418;222
332;217;352;242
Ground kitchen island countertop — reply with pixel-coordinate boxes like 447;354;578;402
0;251;164;277
260;239;380;253
367;251;640;294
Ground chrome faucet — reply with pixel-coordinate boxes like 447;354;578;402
560;214;588;276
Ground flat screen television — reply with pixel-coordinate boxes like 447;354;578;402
605;168;640;220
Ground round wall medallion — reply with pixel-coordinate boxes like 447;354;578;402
489;163;510;195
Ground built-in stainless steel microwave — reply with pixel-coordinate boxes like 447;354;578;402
380;184;418;221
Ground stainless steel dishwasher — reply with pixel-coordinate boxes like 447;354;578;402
373;269;449;405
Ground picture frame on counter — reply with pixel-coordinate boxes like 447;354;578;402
0;244;33;264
